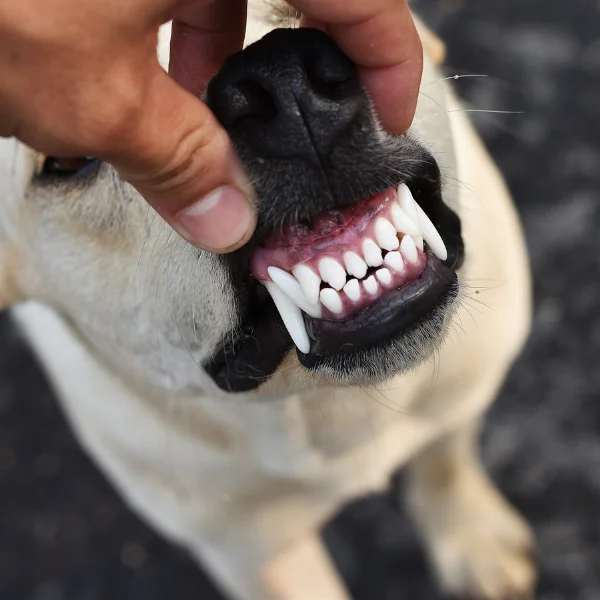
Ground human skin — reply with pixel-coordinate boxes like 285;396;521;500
0;0;422;252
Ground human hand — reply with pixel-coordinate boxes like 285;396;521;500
0;0;422;253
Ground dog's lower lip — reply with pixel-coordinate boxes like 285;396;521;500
298;252;457;362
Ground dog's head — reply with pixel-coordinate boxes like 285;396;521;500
0;8;464;398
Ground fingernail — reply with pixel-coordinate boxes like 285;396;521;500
176;186;256;252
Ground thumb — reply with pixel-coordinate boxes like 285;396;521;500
107;68;256;253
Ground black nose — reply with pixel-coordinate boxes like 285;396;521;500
205;28;413;238
206;28;364;160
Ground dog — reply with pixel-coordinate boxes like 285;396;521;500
0;2;535;599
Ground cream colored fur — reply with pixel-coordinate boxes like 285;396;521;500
0;7;535;599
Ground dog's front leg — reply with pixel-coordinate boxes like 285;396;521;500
191;532;350;600
260;533;350;600
405;419;537;599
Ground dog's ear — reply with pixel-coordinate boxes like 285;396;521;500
414;16;447;67
0;139;32;309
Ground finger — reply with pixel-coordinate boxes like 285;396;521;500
104;66;255;253
295;0;422;134
169;0;247;97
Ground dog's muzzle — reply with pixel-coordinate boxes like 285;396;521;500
203;28;464;392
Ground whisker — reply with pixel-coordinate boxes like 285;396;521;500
450;109;525;115
414;108;524;126
360;386;412;415
421;73;489;87
418;90;453;125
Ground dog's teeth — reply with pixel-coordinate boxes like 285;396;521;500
375;268;392;285
414;203;448;261
384;251;405;273
343;252;368;279
318;257;346;291
374;218;400;251
398;183;419;224
391;202;420;237
400;234;419;265
398;183;424;250
267;266;322;318
363;275;379;296
264;282;311;353
292;264;321;305
362;238;384;267
343;278;361;302
320;288;343;314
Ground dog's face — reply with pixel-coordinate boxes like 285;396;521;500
0;7;464;398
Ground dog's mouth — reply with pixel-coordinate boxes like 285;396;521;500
206;166;464;392
251;182;453;357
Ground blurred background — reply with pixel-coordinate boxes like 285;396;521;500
1;0;599;598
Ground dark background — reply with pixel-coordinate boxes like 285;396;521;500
1;0;599;598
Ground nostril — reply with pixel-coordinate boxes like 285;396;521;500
226;80;278;129
303;54;360;101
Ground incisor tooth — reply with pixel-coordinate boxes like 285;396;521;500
414;203;448;261
343;278;361;302
264;282;310;353
391;202;420;237
318;257;346;291
384;251;405;273
363;275;378;296
400;234;419;265
267;266;322;318
320;288;343;314
376;268;392;285
362;238;383;267
292;264;321;305
374;218;400;251
343;252;368;279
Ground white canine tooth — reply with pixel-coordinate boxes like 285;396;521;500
384;251;405;273
318;257;346;291
362;238;383;267
320;288;343;314
267;266;322;318
390;202;420;237
374;218;400;251
400;234;419;265
398;183;424;249
363;275;379;296
343;251;368;279
398;183;419;224
343;278;361;302
292;264;321;305
264;282;311;353
376;268;392;285
414;203;448;261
